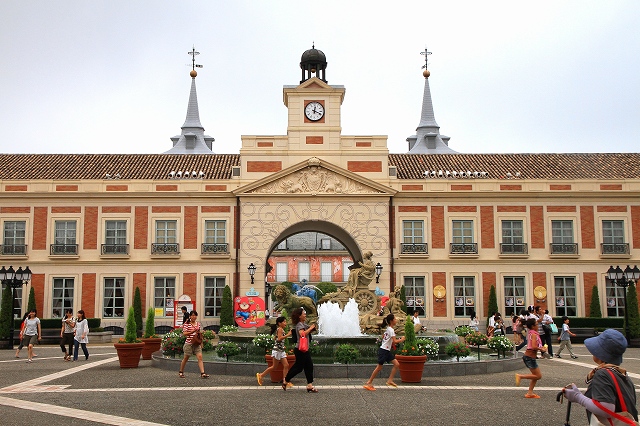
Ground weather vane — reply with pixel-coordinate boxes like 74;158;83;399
421;47;432;70
188;46;203;70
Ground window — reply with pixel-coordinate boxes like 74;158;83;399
52;220;77;255
401;220;427;254
451;220;477;254
204;277;225;317
321;262;332;282
52;278;74;318
321;238;331;250
10;287;22;319
276;262;288;282
154;277;175;317
551;220;577;254
606;279;625;317
602;220;628;254
103;220;128;254
454;276;475;317
203;220;228;254
404;276;426;316
152;220;179;254
298;262;310;282
501;220;527;254
343;261;353;282
554;276;577;317
103;278;125;317
503;276;526;317
277;240;287;250
3;221;26;255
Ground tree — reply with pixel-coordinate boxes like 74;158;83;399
220;285;234;326
589;285;602;318
143;307;156;338
27;287;36;313
625;283;640;339
399;285;408;314
487;285;499;327
133;287;143;333
0;285;13;339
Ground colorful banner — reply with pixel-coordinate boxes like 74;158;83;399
234;296;266;328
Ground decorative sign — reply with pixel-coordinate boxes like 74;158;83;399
433;285;446;302
234;296;266;328
173;297;194;328
246;287;259;297
534;286;547;302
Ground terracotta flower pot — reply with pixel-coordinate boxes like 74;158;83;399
395;354;427;383
141;337;163;360
265;354;296;383
114;342;145;368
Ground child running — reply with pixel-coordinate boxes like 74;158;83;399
555;316;578;359
256;316;292;386
363;313;406;391
515;317;548;398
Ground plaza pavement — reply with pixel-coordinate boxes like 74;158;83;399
1;343;639;426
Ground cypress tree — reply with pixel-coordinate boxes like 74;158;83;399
589;285;602;318
220;285;234;326
0;285;13;339
487;285;499;327
27;287;36;313
399;285;408;314
625;283;640;339
133;287;143;333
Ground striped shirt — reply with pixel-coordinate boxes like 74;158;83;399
183;322;201;344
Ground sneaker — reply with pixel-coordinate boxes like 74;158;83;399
26;359;32;363
571;355;578;359
555;354;562;358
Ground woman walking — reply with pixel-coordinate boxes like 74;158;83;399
256;316;291;386
283;308;318;392
20;310;41;363
515;317;548;398
363;313;406;391
60;309;76;361
73;310;89;361
178;310;209;378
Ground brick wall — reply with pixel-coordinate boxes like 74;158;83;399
134;206;148;250
530;206;545;249
580;206;595;249
32;207;48;250
482;272;496;318
632;206;640;249
83;207;98;250
533;272;547;310
184;206;198;250
431;206;445;249
133;273;147;309
583;272;597;316
82;273;96;318
480;206;495;249
183;273;197;301
31;274;45;316
347;161;382;172
247;161;282;172
432;272;447;317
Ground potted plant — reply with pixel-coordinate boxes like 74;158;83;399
487;335;514;359
396;315;428;383
216;340;240;361
465;331;489;360
445;341;471;361
334;343;360;377
141;307;162;360
113;306;144;368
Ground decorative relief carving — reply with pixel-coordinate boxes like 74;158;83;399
248;165;382;195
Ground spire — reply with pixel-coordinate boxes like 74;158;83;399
407;47;456;154
165;47;214;154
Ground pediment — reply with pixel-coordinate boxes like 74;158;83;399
234;157;396;196
298;77;331;90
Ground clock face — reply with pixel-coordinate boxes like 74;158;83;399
304;101;324;121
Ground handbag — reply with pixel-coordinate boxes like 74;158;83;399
550;323;559;334
589;369;640;426
298;333;309;352
191;329;203;347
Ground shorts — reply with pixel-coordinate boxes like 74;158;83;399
522;355;538;369
271;349;287;360
377;347;395;365
183;342;202;356
22;334;38;346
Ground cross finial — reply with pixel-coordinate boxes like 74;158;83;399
421;47;432;70
312;41;315;49
188;46;203;70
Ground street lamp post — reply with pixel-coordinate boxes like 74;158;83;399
247;263;257;285
607;265;640;344
0;265;32;349
375;263;383;284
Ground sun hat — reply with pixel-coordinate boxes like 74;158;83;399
584;329;627;365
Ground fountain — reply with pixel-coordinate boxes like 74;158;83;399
317;299;363;337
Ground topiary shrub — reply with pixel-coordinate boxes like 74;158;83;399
334;343;360;364
133;287;143;333
143;307;157;338
120;306;140;343
589;285;602;318
220;285;234;326
27;286;36;313
486;285;498;327
626;283;640;339
399;285;408;314
0;285;13;339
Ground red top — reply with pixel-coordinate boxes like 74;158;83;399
183;322;200;344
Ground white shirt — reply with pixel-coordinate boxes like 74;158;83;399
413;316;421;325
380;326;395;351
74;319;89;343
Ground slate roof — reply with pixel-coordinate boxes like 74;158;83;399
0;153;639;181
389;153;640;180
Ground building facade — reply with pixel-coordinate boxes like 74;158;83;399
1;47;639;328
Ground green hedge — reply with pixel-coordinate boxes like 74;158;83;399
555;317;623;328
13;318;101;329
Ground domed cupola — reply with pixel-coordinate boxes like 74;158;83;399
300;43;327;83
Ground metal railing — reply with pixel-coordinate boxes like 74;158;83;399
450;242;478;254
550;243;578;255
601;243;630;255
50;244;79;255
400;243;428;254
500;243;528;254
101;244;129;255
0;244;28;255
151;243;180;254
201;243;229;254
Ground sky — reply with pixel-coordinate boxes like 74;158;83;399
1;1;639;155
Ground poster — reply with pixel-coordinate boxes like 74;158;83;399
234;296;266;328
